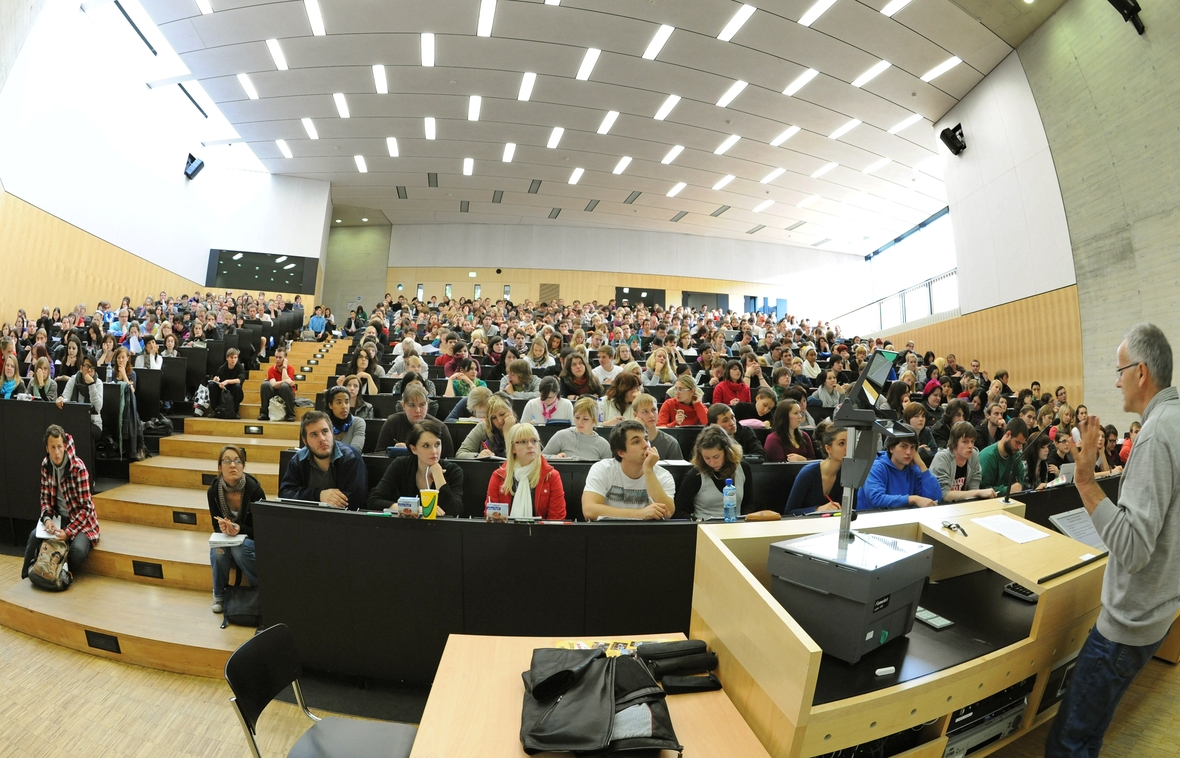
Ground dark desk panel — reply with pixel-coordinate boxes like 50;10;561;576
1018;476;1121;530
160;357;188;403
176;347;207;393
135;368;162;418
0;400;94;521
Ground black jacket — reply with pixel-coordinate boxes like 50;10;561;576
279;443;369;511
367;455;464;515
206;473;266;539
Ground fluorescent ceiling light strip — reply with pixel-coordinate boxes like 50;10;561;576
716;80;748;108
888;113;922;134
852;60;891;88
653;94;680;121
463;158;474;175
613;156;632;174
921;56;962;82
798;194;821;208
661;145;684;164
782;68;818;97
301;117;318;139
354;155;367;173
387;137;399;157
643;24;674;60
828;118;861;140
196;0;213;15
714;134;740;155
468;95;481;121
421;33;435;66
477;0;496;37
547;126;564;148
863;157;890;174
798;0;837;27
667;182;687;197
502;142;516;162
304;0;325;36
770;126;800;146
753;199;774;212
811;161;838;178
518;72;536;101
425;117;436;139
266;39;288;70
597;110;619;134
576;48;601;80
545;0;559;4
275;139;292;159
761;167;785;184
880;0;914;17
333;92;349;118
232;252;243;260
236;73;258;100
712;174;735;190
568;167;584;184
372;64;387;93
718;4;756;41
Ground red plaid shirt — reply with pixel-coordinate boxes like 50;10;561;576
39;433;101;543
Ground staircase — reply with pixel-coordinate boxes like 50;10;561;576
0;339;351;677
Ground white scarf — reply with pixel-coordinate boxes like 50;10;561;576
509;460;538;518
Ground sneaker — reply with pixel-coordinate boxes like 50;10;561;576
212;599;224;614
257;413;267;421
284;414;296;422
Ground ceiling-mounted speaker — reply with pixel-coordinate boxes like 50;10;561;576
184;153;205;179
939;124;966;156
1107;0;1145;34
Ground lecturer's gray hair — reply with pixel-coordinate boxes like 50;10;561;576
1124;323;1172;389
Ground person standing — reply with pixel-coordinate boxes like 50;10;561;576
22;426;101;580
1046;323;1180;758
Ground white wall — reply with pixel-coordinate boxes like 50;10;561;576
935;51;1074;315
388;224;868;319
0;0;330;284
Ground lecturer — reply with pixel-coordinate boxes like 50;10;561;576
1046;323;1180;758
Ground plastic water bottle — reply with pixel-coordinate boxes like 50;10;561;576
106;364;113;382
723;479;738;523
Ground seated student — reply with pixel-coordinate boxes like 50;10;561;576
812;370;848;408
732;387;777;428
521;376;573;424
707;403;766;460
1046;425;1075;473
770;366;793;402
930;422;997;502
342;374;376;420
486;423;566;519
56;337;84;379
456;394;516;459
443;357;487;397
859;426;942;510
374;385;455;457
349;349;380;395
765;400;814;462
525;338;556;372
1016;404;1037;432
902;402;937;464
1;353;26;398
712;360;751;406
975;402;1006;449
1022;430;1054;490
394;370;440;418
133;335;163;370
307;305;327;342
27;357;57;402
207;445;266;614
881;381;910;414
444;385;493;422
325;386;366;454
591;345;622;386
632;393;684;461
258;346;298;422
1071;405;1091;445
279;411;368;510
368;419;464;516
642;348;677;386
931;399;969;449
57;356;103;438
977;418;1030;496
558;353;603;400
785;425;853;515
22;425;101;580
674;426;753;520
1035;404;1058;438
582;420;677;521
602;372;643;426
499;358;542;400
1119;421;1140;464
543;396;612;460
921;379;945;425
208;347;247;419
658;375;709;427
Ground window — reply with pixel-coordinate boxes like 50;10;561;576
503;285;511;300
445;284;453;299
473;284;481;299
416;284;424;301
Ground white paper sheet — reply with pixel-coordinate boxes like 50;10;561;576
970;514;1050;544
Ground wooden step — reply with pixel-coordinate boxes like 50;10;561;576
242;384;319;402
239;403;313;421
185;416;303;439
94;484;212;531
0;573;251;677
130;456;280;492
88;521;216;591
159;434;296;464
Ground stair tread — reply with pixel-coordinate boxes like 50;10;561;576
93;521;211;564
133;456;280;474
94;483;209;508
163;433;297;450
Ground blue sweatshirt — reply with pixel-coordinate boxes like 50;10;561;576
858;449;942;510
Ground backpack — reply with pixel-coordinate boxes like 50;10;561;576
220;569;260;628
192;384;210;416
29;539;72;591
214;390;237;419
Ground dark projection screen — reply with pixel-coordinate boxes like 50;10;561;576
206;249;317;294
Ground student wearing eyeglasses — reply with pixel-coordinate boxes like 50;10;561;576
207;445;266;616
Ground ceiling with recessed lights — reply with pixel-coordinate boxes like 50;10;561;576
139;0;1063;255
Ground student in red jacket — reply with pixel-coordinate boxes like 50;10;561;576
258;345;298;422
712;360;751;406
485;423;566;520
658;375;709;427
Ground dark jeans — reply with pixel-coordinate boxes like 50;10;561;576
259;382;296;418
208;381;244;417
22;528;92;578
1045;625;1164;758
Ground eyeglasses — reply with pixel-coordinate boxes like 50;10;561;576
514;439;540;447
1115;361;1141;377
220;458;243;467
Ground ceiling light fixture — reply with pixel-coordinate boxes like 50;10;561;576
196;0;213;15
597;110;619;134
921;56;962;82
568;167;584;184
335;219;341;223
372;64;387;93
386;137;399;157
888;113;922;134
852;60;891;87
266;39;288;70
425;117;436;139
576;48;601;80
782;68;818;97
770;126;800;146
463;158;474;175
354;155;367;173
712;174;735;190
283;263;297;270
477;0;496;37
753;199;775;212
545;0;559;4
421;33;435;66
828;118;861;140
716;80;748;108
667;182;687;197
714;134;740;154
502;142;516;162
798;0;837;27
798;194;821;208
863;157;891;174
547;127;564;148
236;73;259;100
761;167;785;183
232;252;243;260
361;218;368;222
880;0;914;16
333;92;350;118
275;139;292;158
613;156;632;174
653;94;680;121
275;256;288;263
468;95;481;121
518;71;536;101
718;4;756;41
301;117;318;139
303;0;325;35
661;145;684;164
643;24;674;59
811;161;838;178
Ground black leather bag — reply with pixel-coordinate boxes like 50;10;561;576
220;569;260;629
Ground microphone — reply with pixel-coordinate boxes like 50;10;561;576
1002;441;1017;504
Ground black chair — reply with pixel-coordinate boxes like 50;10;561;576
224;623;416;758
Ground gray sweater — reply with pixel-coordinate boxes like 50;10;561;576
1090;385;1180;645
929;447;981;500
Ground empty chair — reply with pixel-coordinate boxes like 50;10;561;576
224;623;417;758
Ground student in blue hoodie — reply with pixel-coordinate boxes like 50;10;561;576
858;425;942;510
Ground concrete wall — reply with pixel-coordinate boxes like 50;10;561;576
322;225;394;316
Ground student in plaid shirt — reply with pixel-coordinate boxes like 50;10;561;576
22;425;100;580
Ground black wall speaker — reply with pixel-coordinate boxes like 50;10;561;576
939;124;966;156
184;153;205;180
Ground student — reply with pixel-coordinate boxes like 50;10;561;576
543;396;612;460
582;420;676;521
456;394;516;459
26;357;57;402
1022;430;1054;490
326;386;366;454
1072;405;1090;445
58;357;103;441
632;393;684;461
1046;428;1075;474
592;345;623;386
342;374;375;420
733;386;778;427
22;425;101;580
349;349;380;395
674;426;753;520
930;422;996;502
974;402;1007;449
858;426;942;510
444;385;493;423
367;420;464;516
207;445;266;614
258;346;298;422
932;399;970;449
525;338;556;372
977;418;1029;496
499;358;541;400
602;372;642;426
278;411;368;510
133;335;163;370
658;375;709;427
785;425;852;515
765;400;814;462
1;353;25;398
443;357;487;397
521;376;574;424
921;379;945;424
712;360;751;406
1119;421;1141;464
813;369;847;408
558;353;603;400
707;403;766;460
642;348;677;386
902;403;937;464
485;423;566;520
208;347;247;419
374;385;455;458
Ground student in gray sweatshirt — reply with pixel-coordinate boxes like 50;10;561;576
928;421;995;502
1046;323;1180;758
542;397;611;461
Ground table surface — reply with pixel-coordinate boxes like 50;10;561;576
408;633;772;758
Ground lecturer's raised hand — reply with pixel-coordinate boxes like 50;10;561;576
1070;415;1103;484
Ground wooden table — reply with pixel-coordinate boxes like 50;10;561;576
408;633;772;758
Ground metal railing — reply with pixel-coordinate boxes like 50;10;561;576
833;270;958;336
